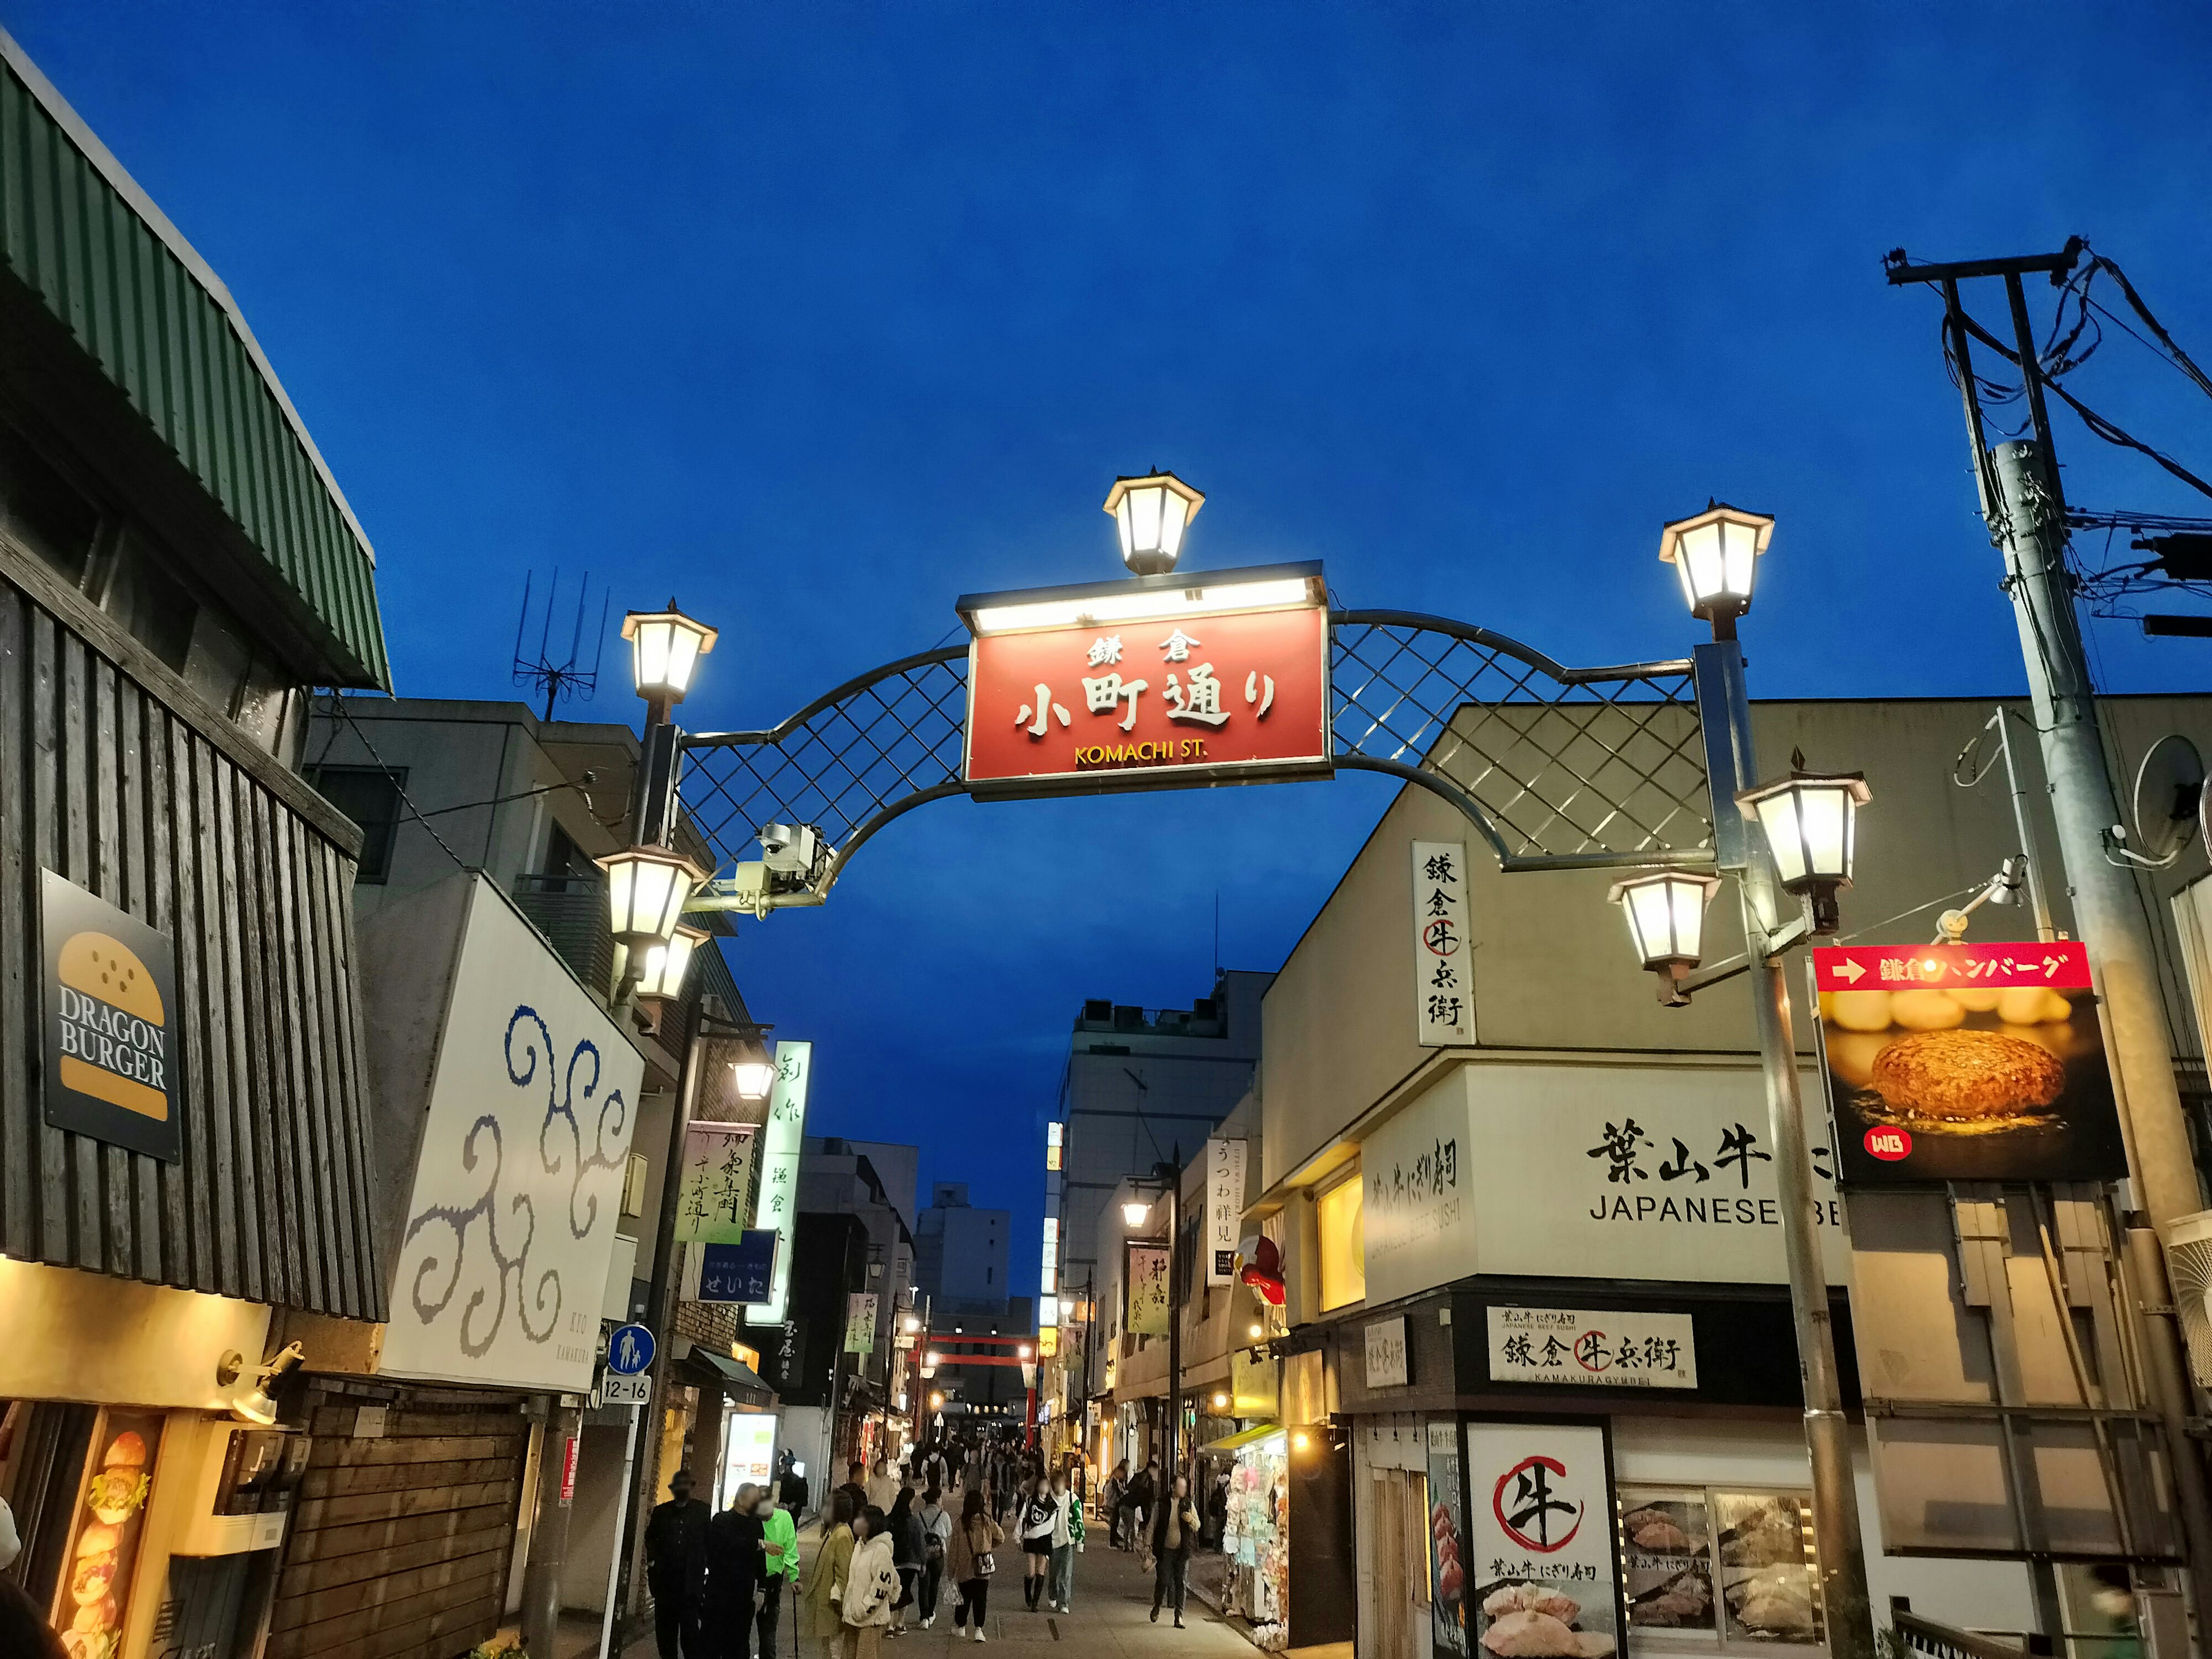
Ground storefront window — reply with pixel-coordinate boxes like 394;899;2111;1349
1316;1173;1366;1312
1618;1485;1823;1652
1222;1429;1289;1639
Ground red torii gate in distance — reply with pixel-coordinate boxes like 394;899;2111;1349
919;1331;1039;1448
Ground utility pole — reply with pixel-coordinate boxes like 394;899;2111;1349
1889;244;2212;1634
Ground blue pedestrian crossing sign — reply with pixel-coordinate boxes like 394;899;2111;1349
607;1323;656;1376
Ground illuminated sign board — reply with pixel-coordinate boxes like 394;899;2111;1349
744;1041;812;1326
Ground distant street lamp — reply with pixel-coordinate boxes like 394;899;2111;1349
1609;870;1722;1006
1103;469;1205;577
1738;765;1872;935
1659;502;1772;639
622;601;719;723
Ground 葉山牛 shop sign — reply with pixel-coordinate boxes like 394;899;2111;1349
960;566;1331;794
1463;1420;1624;1659
1486;1307;1696;1390
1361;1062;1846;1305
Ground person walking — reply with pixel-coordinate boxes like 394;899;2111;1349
865;1456;900;1516
1046;1468;1082;1614
798;1492;857;1659
947;1488;1004;1644
1122;1459;1156;1555
758;1482;801;1659
918;1486;953;1628
1206;1471;1230;1552
1148;1474;1201;1629
1100;1461;1127;1550
920;1443;951;1495
838;1462;869;1519
777;1451;812;1522
706;1482;765;1659
885;1487;926;1637
841;1508;900;1659
1016;1476;1056;1612
645;1469;714;1658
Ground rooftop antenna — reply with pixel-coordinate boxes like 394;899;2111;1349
512;569;609;723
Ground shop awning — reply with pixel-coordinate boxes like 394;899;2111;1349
1202;1422;1286;1456
683;1348;776;1407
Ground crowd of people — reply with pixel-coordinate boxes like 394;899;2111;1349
642;1432;1229;1657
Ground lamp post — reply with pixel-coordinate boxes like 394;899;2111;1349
1638;503;1874;1659
1102;470;1205;577
622;601;719;728
1123;1154;1185;1479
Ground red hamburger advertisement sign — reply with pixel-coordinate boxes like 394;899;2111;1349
959;563;1332;796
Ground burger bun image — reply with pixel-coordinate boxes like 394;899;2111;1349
101;1432;147;1471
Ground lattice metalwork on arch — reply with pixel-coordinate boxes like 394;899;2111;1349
677;616;1714;900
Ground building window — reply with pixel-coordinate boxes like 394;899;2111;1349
1316;1168;1366;1312
0;420;100;586
308;766;407;882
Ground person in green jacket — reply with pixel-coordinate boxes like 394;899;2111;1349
756;1484;801;1659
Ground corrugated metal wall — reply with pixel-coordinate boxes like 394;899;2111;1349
0;44;389;690
0;549;386;1319
274;1382;529;1659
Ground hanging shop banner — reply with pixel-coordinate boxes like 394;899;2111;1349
673;1121;757;1245
1486;1307;1696;1390
1427;1420;1469;1659
1205;1138;1248;1285
1362;1063;1846;1305
1413;842;1475;1046
745;1041;813;1327
1812;941;2127;1186
41;870;183;1162
697;1230;780;1304
1126;1243;1172;1336
383;877;645;1392
1464;1419;1625;1659
844;1291;879;1354
959;565;1332;796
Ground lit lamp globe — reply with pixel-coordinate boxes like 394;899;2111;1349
597;844;706;952
1738;764;1872;935
1122;1199;1151;1227
731;1047;778;1104
622;601;719;719
1660;502;1774;638
1103;470;1205;577
1608;868;1723;1007
632;923;707;1003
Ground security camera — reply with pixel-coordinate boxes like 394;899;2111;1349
759;822;824;879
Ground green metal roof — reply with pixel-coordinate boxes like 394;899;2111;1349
0;30;390;689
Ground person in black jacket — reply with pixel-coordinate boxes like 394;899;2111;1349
1149;1474;1202;1629
706;1482;765;1659
645;1469;714;1657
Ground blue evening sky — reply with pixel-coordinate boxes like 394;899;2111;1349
10;2;2210;1298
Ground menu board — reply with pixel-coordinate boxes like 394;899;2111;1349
52;1408;163;1659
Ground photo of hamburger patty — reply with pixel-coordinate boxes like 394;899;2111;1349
1870;1028;2066;1120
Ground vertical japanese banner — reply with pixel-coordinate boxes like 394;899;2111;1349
1205;1138;1247;1285
672;1122;756;1244
1126;1244;1171;1336
844;1292;879;1354
1463;1420;1623;1659
1413;841;1474;1045
744;1041;813;1326
1427;1419;1469;1659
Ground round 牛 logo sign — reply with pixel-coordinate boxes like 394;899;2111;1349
1492;1455;1584;1552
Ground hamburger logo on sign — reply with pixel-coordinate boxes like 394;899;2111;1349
42;871;183;1163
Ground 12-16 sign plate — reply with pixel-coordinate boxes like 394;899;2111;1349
961;569;1331;795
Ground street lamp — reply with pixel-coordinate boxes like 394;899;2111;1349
730;1044;777;1103
1660;501;1773;638
597;843;707;952
622;601;719;722
1738;764;1872;935
1103;469;1205;577
1122;1199;1151;1226
1608;870;1723;1006
629;923;707;1003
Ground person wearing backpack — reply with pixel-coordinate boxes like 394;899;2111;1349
917;1486;953;1628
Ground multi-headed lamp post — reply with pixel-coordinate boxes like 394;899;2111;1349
1612;503;1874;1659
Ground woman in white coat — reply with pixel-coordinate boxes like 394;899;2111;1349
842;1505;902;1659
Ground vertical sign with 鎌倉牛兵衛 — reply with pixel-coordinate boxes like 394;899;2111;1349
744;1041;813;1327
1413;842;1473;1046
1205;1138;1247;1286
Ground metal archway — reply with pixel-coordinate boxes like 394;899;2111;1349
676;612;1715;907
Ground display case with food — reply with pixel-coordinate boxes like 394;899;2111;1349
1620;1494;1715;1634
50;1411;162;1659
1815;945;2127;1185
1615;1484;1825;1654
1714;1494;1821;1645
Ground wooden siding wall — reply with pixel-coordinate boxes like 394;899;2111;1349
273;1384;528;1659
0;552;385;1319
